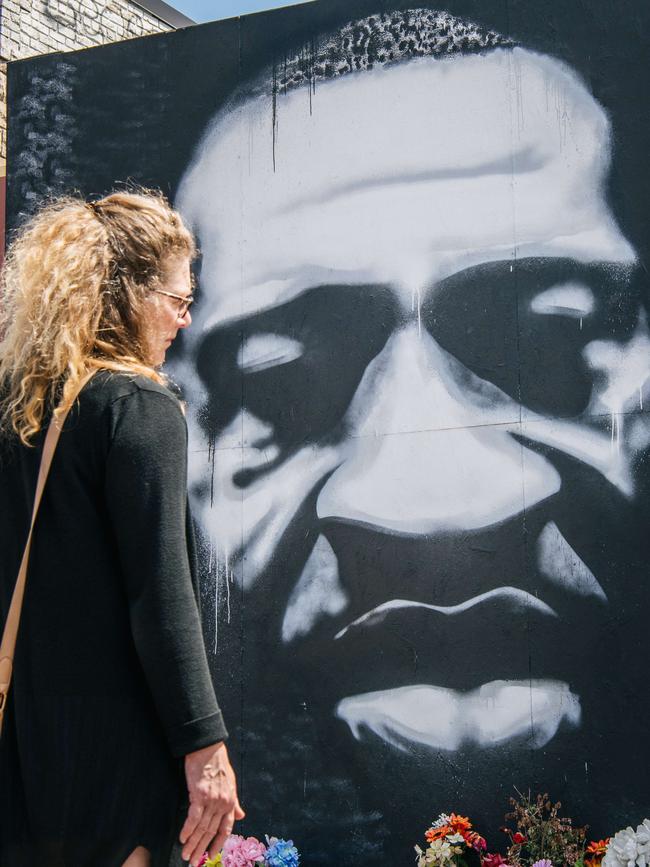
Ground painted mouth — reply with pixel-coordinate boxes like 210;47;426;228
278;518;607;749
279;537;610;736
285;589;576;709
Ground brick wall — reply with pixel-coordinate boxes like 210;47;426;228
0;0;174;176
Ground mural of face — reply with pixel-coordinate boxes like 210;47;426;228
175;34;650;857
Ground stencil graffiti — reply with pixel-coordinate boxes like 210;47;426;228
172;8;650;861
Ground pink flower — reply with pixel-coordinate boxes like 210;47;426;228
222;834;267;867
483;854;512;867
467;831;488;851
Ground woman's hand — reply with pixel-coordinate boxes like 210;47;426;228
180;741;245;866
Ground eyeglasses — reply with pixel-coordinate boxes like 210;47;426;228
153;288;194;318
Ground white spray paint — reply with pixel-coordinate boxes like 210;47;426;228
537;521;606;600
282;535;348;642
176;48;635;329
238;333;304;373
583;312;650;458
173;45;642;755
336;680;581;751
530;282;595;318
317;325;561;533
335;586;557;639
213;547;219;654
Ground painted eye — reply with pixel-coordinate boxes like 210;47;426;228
237;333;304;373
530;282;596;318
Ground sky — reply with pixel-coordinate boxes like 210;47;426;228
169;0;315;23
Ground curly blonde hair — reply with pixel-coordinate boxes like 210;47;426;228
0;189;196;445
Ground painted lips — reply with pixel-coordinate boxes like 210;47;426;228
328;590;581;751
282;515;608;751
335;679;582;751
334;585;557;639
293;584;573;695
285;565;602;751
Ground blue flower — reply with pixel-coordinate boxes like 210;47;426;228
264;837;300;867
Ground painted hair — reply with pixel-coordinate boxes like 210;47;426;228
240;8;513;103
0;189;196;445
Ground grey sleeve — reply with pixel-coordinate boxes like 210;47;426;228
105;387;228;757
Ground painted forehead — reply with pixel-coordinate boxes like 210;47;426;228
177;47;624;331
179;7;515;231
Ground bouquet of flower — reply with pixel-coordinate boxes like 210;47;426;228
414;793;648;867
415;812;487;867
199;834;300;867
497;792;587;867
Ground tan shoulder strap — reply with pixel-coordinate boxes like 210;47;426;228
0;372;96;733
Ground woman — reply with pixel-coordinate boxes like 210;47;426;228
0;191;244;867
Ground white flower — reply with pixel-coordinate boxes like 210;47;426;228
635;822;650;867
637;820;650;854
604;827;641;867
636;820;650;867
421;839;457;867
433;814;452;828
603;820;650;867
447;833;466;844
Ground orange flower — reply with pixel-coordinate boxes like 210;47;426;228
449;814;473;834
587;840;610;856
426;826;452;842
585;839;610;864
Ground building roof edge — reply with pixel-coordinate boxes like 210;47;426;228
130;0;196;28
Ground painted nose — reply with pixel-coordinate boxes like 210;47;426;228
317;323;559;533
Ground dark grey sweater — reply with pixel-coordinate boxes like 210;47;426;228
0;370;227;865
